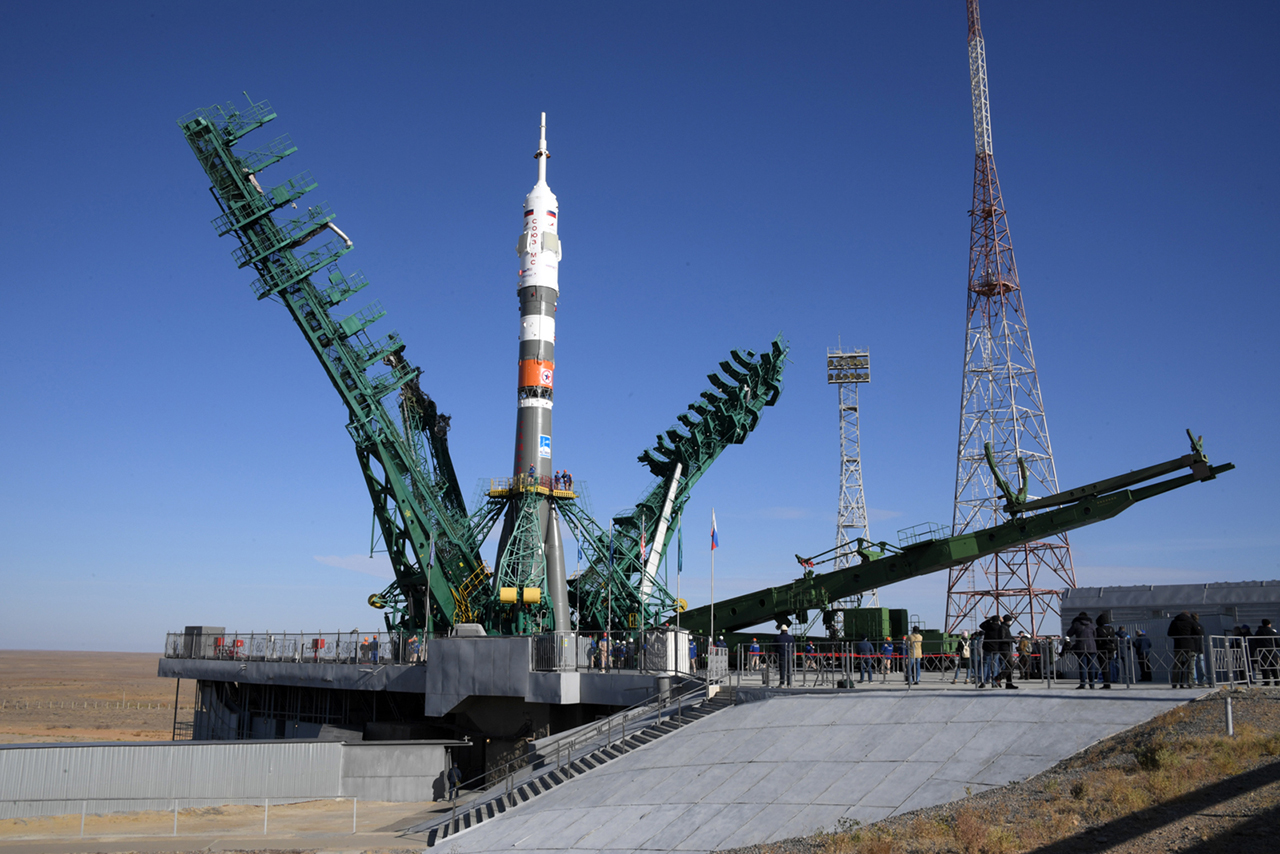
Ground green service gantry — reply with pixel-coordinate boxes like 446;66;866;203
178;95;785;639
560;337;788;632
679;430;1233;638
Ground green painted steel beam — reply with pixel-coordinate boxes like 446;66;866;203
567;336;789;632
179;97;483;638
678;434;1234;637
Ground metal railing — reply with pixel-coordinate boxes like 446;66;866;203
165;628;715;676
0;795;364;839
538;630;711;675
1036;635;1276;689
716;636;1262;691
429;676;711;838
163;630;410;665
487;474;577;496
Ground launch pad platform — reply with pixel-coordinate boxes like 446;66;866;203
160;628;699;778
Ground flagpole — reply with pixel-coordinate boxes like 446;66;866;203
710;509;716;643
606;523;613;673
676;518;682;630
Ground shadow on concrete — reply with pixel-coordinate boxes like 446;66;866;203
376;802;451;833
1024;760;1280;854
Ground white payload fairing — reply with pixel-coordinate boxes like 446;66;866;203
495;113;570;630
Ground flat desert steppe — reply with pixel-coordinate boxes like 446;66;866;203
0;650;184;743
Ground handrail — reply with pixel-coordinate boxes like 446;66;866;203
532;680;704;761
423;677;712;835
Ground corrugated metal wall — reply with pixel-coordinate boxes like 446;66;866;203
0;740;451;819
1061;581;1280;635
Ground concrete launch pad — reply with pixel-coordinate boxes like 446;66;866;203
420;683;1210;853
158;633;691;777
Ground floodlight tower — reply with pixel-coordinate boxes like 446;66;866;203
828;348;875;620
946;0;1075;637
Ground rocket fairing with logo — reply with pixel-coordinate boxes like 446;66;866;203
494;113;571;630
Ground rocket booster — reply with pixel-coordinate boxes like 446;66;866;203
498;113;569;632
514;113;561;477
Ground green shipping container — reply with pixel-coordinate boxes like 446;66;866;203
843;607;890;641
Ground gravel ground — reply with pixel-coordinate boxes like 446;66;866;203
722;687;1280;854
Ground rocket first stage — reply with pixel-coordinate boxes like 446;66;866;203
494;114;570;631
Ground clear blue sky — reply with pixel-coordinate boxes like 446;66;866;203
1;2;1276;651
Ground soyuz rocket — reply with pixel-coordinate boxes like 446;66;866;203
494;113;571;631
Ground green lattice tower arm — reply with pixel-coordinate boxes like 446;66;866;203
558;498;650;630
177;97;484;634
679;432;1235;636
385;348;468;520
566;336;789;631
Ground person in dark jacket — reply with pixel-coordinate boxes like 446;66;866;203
978;614;1017;689
447;762;462;800
1095;613;1117;689
1134;630;1153;681
1066;612;1099;689
977;614;1001;687
1254;619;1279;686
777;625;796;686
999;615;1019;688
1167;611;1197;688
856;637;875;682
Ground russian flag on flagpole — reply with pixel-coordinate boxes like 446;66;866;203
711;510;719;551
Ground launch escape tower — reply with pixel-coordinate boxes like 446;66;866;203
177;96;788;642
946;0;1075;636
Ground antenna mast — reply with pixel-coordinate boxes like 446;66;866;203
946;0;1076;638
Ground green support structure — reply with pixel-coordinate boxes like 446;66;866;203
565;336;789;631
179;96;791;641
493;485;551;633
178;97;488;638
179;98;1233;648
679;432;1234;637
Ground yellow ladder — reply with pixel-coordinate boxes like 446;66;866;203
452;562;491;625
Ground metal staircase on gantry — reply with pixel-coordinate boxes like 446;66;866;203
409;688;736;847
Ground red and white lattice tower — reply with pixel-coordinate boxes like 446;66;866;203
945;0;1076;637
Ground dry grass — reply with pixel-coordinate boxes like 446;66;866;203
0;650;183;743
805;701;1280;854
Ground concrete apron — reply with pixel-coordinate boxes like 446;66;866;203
414;684;1212;854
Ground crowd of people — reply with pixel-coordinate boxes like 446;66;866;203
1062;610;1279;688
439;610;1280;689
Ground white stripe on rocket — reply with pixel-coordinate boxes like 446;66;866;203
519;315;556;342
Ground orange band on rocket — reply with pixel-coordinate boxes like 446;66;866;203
518;359;554;389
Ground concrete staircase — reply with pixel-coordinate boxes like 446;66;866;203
415;690;734;846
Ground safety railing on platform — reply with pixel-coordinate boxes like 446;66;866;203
163;630;410;665
487;474;578;496
536;629;712;676
165;628;717;676
720;637;1145;690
